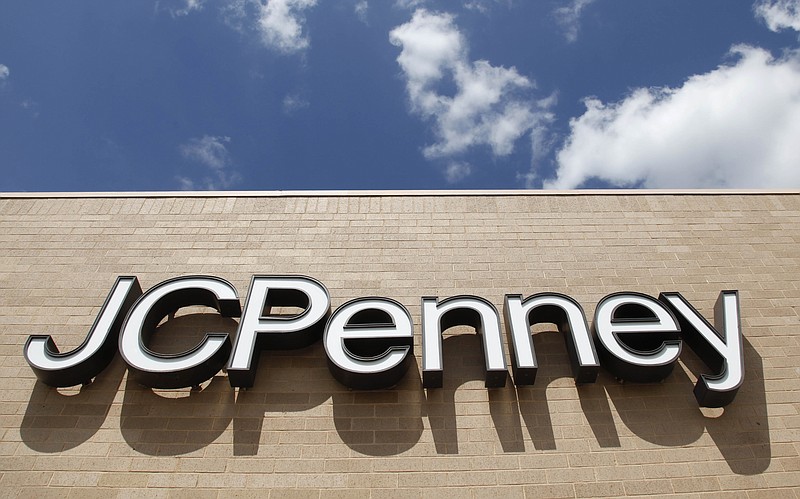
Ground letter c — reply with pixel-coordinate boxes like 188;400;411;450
118;276;241;389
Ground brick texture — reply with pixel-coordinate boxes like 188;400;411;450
0;192;798;497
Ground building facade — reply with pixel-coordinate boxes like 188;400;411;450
1;190;798;497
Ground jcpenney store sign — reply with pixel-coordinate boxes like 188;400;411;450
24;275;743;408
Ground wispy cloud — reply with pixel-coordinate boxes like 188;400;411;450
754;0;800;32
157;0;204;17
395;0;427;10
171;0;318;54
463;0;512;15
177;0;204;16
282;93;310;114
519;102;558;187
181;135;232;169
20;99;40;118
256;0;318;54
554;0;595;43
463;2;489;14
443;162;472;183
220;0;250;31
0;63;8;91
389;9;552;179
178;135;242;190
544;46;800;189
355;0;368;24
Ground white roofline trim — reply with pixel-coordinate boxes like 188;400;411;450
2;188;799;199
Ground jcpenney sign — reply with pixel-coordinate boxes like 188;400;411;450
24;275;743;408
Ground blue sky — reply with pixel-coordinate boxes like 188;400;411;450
1;0;799;191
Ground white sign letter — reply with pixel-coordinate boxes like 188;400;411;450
422;295;507;388
228;275;330;388
660;291;743;407
325;297;413;389
593;292;681;383
24;276;142;387
504;293;599;385
119;276;240;389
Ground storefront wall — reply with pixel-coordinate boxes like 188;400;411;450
1;191;798;497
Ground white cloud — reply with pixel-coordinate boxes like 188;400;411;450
176;177;197;190
522;104;558;183
157;0;204;17
20;99;40;118
463;0;513;15
389;9;551;169
178;135;241;190
212;0;317;54
463;2;489;14
355;0;368;23
220;0;250;31
545;46;800;189
444;162;472;183
395;0;427;9
282;93;309;114
754;0;800;32
0;64;9;81
180;135;231;169
176;0;204;16
554;0;595;43
257;0;317;54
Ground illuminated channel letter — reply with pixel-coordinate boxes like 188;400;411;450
593;292;682;383
659;291;743;407
119;276;241;389
24;276;142;387
324;297;414;389
228;275;330;388
421;295;507;389
504;293;599;386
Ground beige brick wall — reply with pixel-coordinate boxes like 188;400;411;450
1;191;798;498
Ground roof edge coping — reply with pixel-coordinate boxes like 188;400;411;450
1;189;799;199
